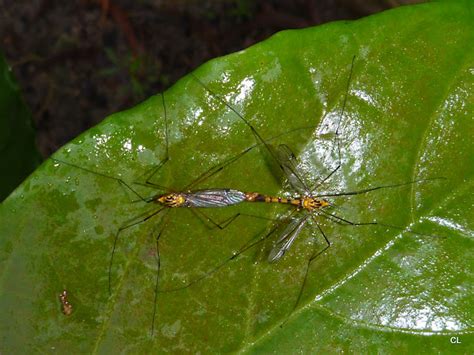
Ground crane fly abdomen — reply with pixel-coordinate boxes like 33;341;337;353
245;192;330;211
156;189;247;208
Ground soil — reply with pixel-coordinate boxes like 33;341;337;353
0;0;422;157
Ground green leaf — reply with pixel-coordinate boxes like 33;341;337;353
1;2;473;352
0;53;41;201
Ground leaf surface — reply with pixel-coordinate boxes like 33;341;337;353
1;2;473;352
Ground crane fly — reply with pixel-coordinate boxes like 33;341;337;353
186;56;444;320
52;58;443;332
52;92;314;334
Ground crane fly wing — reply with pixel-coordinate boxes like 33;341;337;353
275;144;310;195
184;189;246;208
268;215;309;263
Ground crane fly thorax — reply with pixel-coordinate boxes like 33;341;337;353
245;192;261;202
157;193;186;207
302;197;330;211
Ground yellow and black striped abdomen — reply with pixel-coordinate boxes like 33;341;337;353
245;192;303;207
245;192;330;211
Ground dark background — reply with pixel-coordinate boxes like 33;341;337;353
0;0;422;158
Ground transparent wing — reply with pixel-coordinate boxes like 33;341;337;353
184;189;246;208
275;144;310;195
268;214;309;263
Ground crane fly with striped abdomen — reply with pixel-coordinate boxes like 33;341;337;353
189;56;445;320
52;91;315;334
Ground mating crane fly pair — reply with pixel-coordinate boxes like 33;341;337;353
53;58;440;333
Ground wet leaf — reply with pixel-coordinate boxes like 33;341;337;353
0;2;472;352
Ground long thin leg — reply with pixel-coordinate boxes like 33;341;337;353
52;158;151;202
191;208;239;230
311;164;341;193
184;144;256;191
318;212;355;227
309;221;332;261
190;208;280;230
300;56;354;194
108;206;168;294
196;74;352;200
316;177;445;198
280;206;388;327
191;74;293;180
158;211;296;293
310;56;356;193
158;226;277;293
319;209;377;227
227;211;300;261
52;93;174;199
282;222;331;327
185;125;318;192
150;210;171;336
321;209;439;239
333;55;356;156
136;93;172;191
